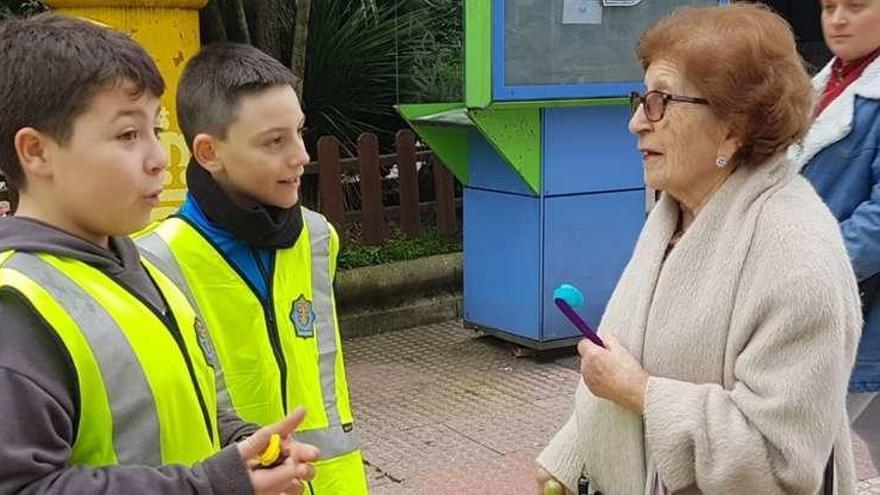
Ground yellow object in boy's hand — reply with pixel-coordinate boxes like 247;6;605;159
543;479;564;495
258;433;282;467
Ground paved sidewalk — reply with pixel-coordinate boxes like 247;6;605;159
857;435;880;494
344;320;879;494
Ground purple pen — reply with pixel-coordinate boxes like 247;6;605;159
553;284;605;348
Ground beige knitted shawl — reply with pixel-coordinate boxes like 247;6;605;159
538;155;862;495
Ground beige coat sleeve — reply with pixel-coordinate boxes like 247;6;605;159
537;384;588;493
644;245;860;493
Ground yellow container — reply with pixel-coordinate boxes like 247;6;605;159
45;0;208;220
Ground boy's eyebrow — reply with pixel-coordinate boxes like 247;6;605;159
254;115;306;138
110;108;149;122
256;125;298;137
254;113;306;134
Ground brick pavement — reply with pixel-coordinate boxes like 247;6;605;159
343;320;879;494
856;435;880;494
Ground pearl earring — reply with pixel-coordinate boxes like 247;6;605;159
715;155;728;168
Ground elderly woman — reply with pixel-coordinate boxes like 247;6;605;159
791;0;880;470
537;4;862;494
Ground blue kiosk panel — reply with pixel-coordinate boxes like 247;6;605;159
494;0;725;101
543;106;644;196
542;190;645;340
463;187;646;343
468;128;534;196
463;187;542;339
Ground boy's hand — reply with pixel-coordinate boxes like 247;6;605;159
237;407;321;495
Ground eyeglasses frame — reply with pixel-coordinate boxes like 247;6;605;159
629;90;710;123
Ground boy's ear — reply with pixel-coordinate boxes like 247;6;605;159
192;133;224;173
14;127;54;180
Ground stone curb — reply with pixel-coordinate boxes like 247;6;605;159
334;252;463;338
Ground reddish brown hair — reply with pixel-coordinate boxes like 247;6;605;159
636;3;813;168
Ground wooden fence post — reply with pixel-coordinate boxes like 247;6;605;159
358;133;386;244
318;136;345;235
396;130;420;238
433;155;457;238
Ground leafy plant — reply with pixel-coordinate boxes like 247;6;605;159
0;0;46;18
338;228;461;270
302;0;425;156
401;0;463;102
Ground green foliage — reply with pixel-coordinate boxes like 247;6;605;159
401;0;463;102
0;0;46;18
338;228;461;270
410;46;462;103
302;0;424;156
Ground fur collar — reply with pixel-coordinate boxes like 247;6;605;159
789;54;880;168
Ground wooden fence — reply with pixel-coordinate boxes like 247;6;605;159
303;129;462;245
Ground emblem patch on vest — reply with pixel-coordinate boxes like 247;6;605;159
194;316;216;367
291;294;316;338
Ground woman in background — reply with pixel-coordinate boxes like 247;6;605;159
792;0;880;472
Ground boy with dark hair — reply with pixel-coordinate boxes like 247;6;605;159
137;42;368;493
0;13;318;494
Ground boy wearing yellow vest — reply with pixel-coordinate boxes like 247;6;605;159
0;14;319;493
136;43;368;494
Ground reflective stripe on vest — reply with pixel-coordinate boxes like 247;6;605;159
137;233;234;415
304;209;347;455
137;209;359;459
0;252;219;466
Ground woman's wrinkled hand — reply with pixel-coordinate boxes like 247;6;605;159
578;334;650;414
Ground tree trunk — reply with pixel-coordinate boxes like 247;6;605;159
291;0;311;99
252;0;286;61
230;0;251;44
200;0;227;43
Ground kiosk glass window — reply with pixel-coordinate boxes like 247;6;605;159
503;0;719;92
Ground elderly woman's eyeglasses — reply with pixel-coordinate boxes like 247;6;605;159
629;90;709;123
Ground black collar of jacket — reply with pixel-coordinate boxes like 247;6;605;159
186;162;303;249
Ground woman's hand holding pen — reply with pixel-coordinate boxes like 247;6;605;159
578;334;649;414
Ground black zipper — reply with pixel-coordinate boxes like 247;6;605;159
116;272;215;444
174;215;290;415
253;249;288;413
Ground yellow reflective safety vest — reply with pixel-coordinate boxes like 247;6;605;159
137;208;367;494
0;250;220;467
